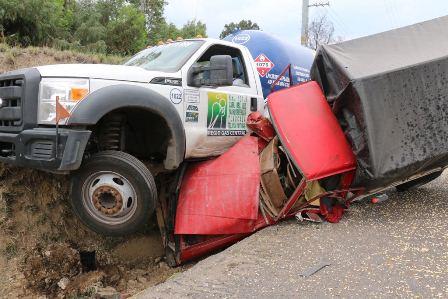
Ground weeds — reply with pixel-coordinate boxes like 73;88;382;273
0;42;125;74
3;241;18;259
0;43;10;53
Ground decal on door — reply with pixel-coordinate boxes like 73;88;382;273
170;88;183;104
184;89;200;103
185;104;199;123
207;92;247;136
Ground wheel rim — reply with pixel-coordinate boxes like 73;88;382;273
81;171;138;226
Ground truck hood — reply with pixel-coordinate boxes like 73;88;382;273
35;64;169;83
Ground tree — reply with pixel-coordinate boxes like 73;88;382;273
219;20;260;39
105;5;147;55
149;19;207;45
73;11;107;46
307;14;342;50
0;0;68;46
180;20;207;38
153;21;180;42
0;0;206;54
130;0;167;45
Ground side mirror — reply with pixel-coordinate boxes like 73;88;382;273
189;55;233;87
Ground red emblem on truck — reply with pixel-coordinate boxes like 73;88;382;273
254;54;275;77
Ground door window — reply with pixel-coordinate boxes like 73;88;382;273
189;45;250;88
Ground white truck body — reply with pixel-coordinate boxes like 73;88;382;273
36;38;265;160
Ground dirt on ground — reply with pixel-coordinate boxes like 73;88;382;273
0;166;186;298
0;44;187;298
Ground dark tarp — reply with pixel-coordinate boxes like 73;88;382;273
311;16;448;190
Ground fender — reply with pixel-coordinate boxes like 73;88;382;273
67;84;185;170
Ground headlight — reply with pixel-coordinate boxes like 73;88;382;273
38;78;90;124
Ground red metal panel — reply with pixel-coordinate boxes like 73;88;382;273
178;212;272;264
175;135;260;235
268;81;356;180
179;234;247;264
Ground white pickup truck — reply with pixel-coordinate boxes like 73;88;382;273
0;37;312;235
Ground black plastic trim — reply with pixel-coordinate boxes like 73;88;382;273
150;77;182;86
0;68;41;132
0;128;91;172
67;84;186;169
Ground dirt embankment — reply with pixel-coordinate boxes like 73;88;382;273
0;43;123;73
0;44;185;298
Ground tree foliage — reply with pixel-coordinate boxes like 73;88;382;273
149;19;207;45
0;0;67;46
181;20;207;39
105;5;147;55
130;0;167;44
220;20;260;39
0;0;208;55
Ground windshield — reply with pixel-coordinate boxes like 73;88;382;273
124;41;204;72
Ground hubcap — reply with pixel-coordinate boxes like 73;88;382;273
81;171;138;225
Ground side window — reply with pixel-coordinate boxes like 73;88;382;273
192;45;250;88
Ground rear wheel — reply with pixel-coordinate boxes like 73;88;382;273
70;151;157;236
396;171;442;192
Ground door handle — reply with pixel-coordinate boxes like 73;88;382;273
250;97;258;112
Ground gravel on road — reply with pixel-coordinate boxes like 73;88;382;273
136;172;448;298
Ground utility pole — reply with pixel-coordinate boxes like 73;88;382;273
301;0;309;46
301;1;330;45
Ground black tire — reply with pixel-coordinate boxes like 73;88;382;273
70;151;157;236
396;171;442;192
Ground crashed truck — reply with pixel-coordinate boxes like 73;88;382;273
1;16;448;266
0;30;313;235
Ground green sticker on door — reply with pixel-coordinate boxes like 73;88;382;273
207;92;247;136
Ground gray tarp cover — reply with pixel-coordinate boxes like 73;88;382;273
311;16;448;189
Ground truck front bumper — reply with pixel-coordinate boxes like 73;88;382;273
0;128;91;173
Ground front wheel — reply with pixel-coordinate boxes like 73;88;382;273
70;151;157;236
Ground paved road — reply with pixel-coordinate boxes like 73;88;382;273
136;172;448;298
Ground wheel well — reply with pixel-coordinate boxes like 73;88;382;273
87;108;172;164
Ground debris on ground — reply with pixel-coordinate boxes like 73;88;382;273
371;193;389;204
299;260;331;277
24;243;81;295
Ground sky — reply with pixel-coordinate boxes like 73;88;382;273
164;0;448;43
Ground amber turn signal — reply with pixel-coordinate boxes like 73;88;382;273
70;88;88;101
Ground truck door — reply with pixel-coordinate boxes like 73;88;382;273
182;44;263;158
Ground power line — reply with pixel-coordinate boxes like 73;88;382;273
390;0;402;27
327;6;352;37
383;0;397;28
301;0;330;45
309;1;330;8
324;7;350;38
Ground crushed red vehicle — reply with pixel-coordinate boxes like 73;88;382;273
156;17;448;266
157;81;363;266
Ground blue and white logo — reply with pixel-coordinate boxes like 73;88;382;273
170;88;183;104
232;33;251;45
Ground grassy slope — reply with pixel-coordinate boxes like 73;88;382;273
0;43;124;73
